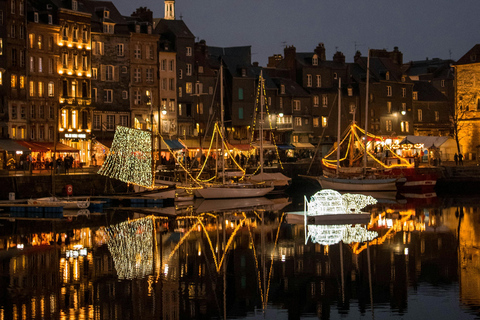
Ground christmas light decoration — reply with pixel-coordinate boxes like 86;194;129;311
104;217;155;279
98;126;154;188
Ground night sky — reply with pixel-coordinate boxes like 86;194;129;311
113;0;480;66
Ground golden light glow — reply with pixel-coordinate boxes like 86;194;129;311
67;71;72;75
77;45;82;49
67;43;72;48
77;72;82;77
58;42;63;46
58;70;64;74
87;73;91;77
86;46;91;50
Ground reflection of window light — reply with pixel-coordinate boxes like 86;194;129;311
386;219;393;228
404;248;409;255
281;254;286;262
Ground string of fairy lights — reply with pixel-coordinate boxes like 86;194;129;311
251;73;284;170
322;123;413;170
98;126;154;188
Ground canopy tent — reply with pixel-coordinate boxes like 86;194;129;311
399;135;457;161
0;139;31;152
276;144;295;150
33;142;79;153
228;143;253;151
251;141;277;149
293;142;315;149
15;140;49;152
163;139;184;150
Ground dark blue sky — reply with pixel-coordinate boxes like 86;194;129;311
115;0;480;66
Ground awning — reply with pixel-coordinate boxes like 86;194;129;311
228;143;253;151
293;142;315;149
34;142;79;153
251;141;276;149
15;141;50;152
163;139;184;150
180;139;201;149
135;116;146;124
276;144;295;150
94;139;113;149
0;139;31;152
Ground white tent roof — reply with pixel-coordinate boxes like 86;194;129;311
400;136;451;148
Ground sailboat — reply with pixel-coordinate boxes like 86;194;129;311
312;57;399;192
195;66;274;199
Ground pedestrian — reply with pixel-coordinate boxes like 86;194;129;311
459;153;464;166
91;153;96;166
454;153;458;166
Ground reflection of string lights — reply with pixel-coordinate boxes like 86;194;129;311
307;224;378;245
104;217;155;280
306;189;377;216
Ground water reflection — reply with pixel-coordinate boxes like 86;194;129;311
0;192;479;319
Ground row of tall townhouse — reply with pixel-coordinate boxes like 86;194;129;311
1;0;471;165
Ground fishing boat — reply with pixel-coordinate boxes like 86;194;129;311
194;67;276;199
308;69;400;191
28;197;90;209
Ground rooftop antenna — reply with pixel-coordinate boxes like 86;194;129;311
179;13;183;20
354;41;364;52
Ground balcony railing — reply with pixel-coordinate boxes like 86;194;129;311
276;123;293;130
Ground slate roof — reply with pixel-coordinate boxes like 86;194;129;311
403;58;454;80
81;0;129;34
208;46;252;77
296;52;344;68
456;44;480;65
350;56;407;83
413;81;448;102
154;19;194;38
271;78;310;97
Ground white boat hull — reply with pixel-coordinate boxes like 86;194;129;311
316;176;398;191
196;185;274;199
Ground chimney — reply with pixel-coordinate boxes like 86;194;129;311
354;50;362;62
284;46;297;80
132;7;153;23
253;62;259;67
267;54;282;68
314;43;326;61
333;51;345;64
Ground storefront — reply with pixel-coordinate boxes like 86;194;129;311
0;139;31;170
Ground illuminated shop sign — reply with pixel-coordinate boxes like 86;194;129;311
63;133;88;139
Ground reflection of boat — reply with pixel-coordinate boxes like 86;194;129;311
195;184;274;199
28;197;90;209
248;172;291;192
195;197;275;213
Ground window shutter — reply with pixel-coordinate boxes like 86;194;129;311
92;41;96;54
101;65;106;81
114;66;119;81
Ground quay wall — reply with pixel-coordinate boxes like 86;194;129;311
0;174;128;200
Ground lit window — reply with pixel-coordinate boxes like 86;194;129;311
316;75;321;87
402;88;406;97
313;117;319;127
385;120;392;131
72;110;77;128
186;64;192;76
322;95;328;107
307;74;312;87
387;101;392;113
294;100;301;111
11;74;17;88
295;117;301;126
322;116;328;127
312;54;318;66
48;82;54;97
186;47;192;56
38;81;44;97
413;91;418;100
418;109;423;121
186;82;192;94
435;111;439;121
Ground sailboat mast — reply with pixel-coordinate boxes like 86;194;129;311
220;63;225;184
260;71;264;174
363;50;370;174
336;77;341;175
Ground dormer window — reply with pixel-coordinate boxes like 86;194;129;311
104;9;109;19
385;71;390;80
72;0;77;11
34;12;38;23
135;25;140;33
348;87;353;96
280;84;285;94
241;68;246;77
103;23;114;34
312;54;318;66
402;75;406;82
48;14;52;24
